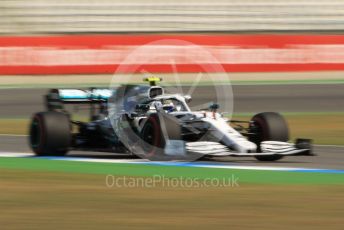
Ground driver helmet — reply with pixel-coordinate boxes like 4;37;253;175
162;100;175;112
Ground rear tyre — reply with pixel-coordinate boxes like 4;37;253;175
249;112;289;161
29;112;71;156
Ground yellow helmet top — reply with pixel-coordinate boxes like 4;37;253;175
144;77;161;86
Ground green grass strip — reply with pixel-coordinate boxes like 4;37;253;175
0;157;342;185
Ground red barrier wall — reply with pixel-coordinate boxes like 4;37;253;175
0;35;344;74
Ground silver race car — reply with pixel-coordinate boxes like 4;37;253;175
29;77;313;161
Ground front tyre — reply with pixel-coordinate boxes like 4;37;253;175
140;113;181;160
249;112;289;161
141;114;163;157
29;112;71;156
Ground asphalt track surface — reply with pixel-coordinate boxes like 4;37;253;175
1;135;343;170
0;84;344;117
0;84;343;170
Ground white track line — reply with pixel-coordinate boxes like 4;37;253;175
51;157;149;164
0;152;34;157
0;151;343;173
0;134;28;137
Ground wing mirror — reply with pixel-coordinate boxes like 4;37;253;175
184;95;192;103
208;103;219;112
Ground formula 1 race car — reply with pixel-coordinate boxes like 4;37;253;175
29;77;313;161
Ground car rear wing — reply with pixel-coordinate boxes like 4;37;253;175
45;88;113;111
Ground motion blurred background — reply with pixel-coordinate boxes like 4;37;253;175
0;1;343;229
0;0;343;145
1;0;344;33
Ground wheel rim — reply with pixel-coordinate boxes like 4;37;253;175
30;119;41;148
141;117;162;157
142;123;155;145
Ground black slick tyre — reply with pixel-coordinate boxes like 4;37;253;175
249;112;289;161
29;112;71;156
